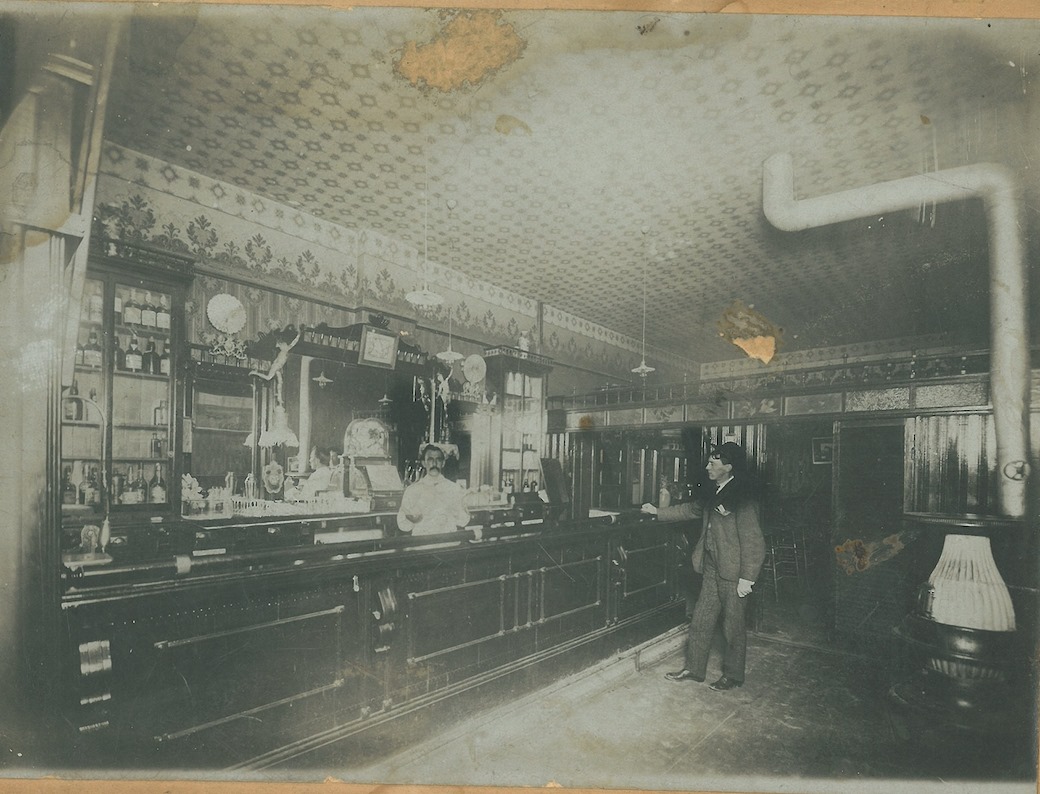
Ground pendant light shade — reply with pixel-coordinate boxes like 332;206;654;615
436;313;464;365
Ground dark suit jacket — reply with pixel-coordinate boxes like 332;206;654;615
658;478;765;582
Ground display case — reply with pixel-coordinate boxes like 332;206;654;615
60;240;194;526
484;347;552;496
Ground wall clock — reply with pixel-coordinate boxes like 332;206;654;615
206;293;247;334
462;353;487;383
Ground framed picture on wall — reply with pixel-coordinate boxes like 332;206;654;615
812;436;834;465
359;324;399;369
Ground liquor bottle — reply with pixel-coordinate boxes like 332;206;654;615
132;464;148;503
141;337;158;375
125;334;143;372
119;467;140;505
74;332;85;367
87;282;104;324
78;466;93;506
155;294;171;331
122;289;142;326
150;432;163;458
149;463;167;504
113;288;123;326
112;334;126;371
153;399;168;426
140;291;157;328
64;380;81;421
110;471;124;505
83;329;103;369
157;338;170;376
61;466;78;505
86;466;101;506
70;460;84;503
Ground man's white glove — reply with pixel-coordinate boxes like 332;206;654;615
737;578;755;598
641;503;658;515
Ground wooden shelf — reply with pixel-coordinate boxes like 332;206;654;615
115;323;170;337
113;370;169;382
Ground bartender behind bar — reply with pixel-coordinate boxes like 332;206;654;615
397;444;471;536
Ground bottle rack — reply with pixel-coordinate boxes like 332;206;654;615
60;243;193;522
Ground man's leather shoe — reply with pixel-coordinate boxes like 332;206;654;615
709;675;743;691
665;669;705;682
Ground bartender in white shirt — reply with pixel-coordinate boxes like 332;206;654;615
397;445;471;536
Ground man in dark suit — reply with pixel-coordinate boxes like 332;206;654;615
642;442;765;691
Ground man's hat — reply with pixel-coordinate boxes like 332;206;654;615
713;441;745;471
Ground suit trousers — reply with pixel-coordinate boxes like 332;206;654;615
684;557;749;682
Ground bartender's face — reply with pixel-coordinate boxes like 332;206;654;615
423;450;445;478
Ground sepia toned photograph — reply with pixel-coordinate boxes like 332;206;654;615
1;2;1037;793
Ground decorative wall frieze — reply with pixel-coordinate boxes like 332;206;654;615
700;333;949;381
100;144;357;253
556;371;1004;431
94;177;364;305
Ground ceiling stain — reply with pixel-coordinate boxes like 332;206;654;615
731;335;777;365
718;301;782;365
394;10;527;93
495;114;531;136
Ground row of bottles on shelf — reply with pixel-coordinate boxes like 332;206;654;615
85;282;172;331
119;289;171;330
112;463;167;505
62;462;168;507
73;329;171;375
500;475;539;494
115;333;170;375
62;462;102;506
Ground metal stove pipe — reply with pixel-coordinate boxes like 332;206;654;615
762;153;1030;518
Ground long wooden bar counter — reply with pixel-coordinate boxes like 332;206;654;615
59;508;690;770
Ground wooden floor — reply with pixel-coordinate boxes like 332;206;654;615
344;597;1037;794
3;591;1035;792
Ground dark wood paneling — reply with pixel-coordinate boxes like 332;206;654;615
59;515;683;770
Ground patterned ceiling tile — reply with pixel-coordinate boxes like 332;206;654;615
99;6;1040;368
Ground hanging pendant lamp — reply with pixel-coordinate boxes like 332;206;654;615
436;313;464;366
406;150;445;311
632;227;655;378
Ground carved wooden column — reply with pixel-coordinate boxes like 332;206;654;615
0;14;121;726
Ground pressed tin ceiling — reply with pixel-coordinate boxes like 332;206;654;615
96;5;1039;366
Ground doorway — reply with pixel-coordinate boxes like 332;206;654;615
833;420;910;658
835;422;904;539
